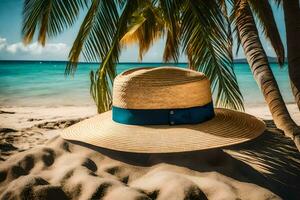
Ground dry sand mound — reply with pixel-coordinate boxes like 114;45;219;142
0;119;83;162
1;125;300;200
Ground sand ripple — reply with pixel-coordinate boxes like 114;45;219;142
2;133;298;200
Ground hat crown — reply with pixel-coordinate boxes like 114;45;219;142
62;68;266;153
113;67;212;109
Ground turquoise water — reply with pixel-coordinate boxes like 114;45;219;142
0;61;294;107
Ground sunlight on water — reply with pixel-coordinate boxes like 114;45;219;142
0;61;293;107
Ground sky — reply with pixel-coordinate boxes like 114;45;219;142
0;0;287;62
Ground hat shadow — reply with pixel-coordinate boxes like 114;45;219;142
69;120;300;200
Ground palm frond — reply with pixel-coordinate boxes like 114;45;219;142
22;0;88;46
120;1;165;60
228;5;243;57
181;0;244;110
219;0;234;62
66;0;119;75
232;26;242;56
159;0;182;62
247;0;285;66
272;0;282;6
91;0;147;113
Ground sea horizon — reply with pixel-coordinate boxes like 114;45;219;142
0;60;294;108
0;56;285;64
1;1;300;198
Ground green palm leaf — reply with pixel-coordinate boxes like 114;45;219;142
22;0;88;46
181;0;244;110
159;0;182;62
22;0;245;112
66;0;119;74
91;0;147;113
120;1;165;60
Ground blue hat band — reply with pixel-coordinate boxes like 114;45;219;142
112;102;215;125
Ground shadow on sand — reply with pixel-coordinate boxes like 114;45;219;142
70;120;300;200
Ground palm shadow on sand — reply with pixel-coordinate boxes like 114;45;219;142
71;120;300;200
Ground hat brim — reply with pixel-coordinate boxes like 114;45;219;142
61;108;265;153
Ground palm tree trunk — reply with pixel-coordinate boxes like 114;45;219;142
235;1;300;151
282;0;300;110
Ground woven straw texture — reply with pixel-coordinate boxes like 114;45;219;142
61;67;266;153
113;67;212;109
61;108;265;153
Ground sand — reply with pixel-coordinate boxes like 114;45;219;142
0;104;300;199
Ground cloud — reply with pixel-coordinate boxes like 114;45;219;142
0;36;69;59
0;37;7;50
5;41;68;55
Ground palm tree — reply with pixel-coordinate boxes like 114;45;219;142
22;0;243;114
22;0;300;150
83;0;246;113
279;0;300;110
230;0;300;150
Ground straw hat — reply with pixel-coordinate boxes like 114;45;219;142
61;67;265;153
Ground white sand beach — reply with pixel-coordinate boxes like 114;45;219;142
1;0;300;198
0;104;300;199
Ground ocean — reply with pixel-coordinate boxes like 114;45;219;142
0;61;294;107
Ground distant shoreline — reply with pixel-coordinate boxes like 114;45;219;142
0;58;286;65
0;61;293;107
